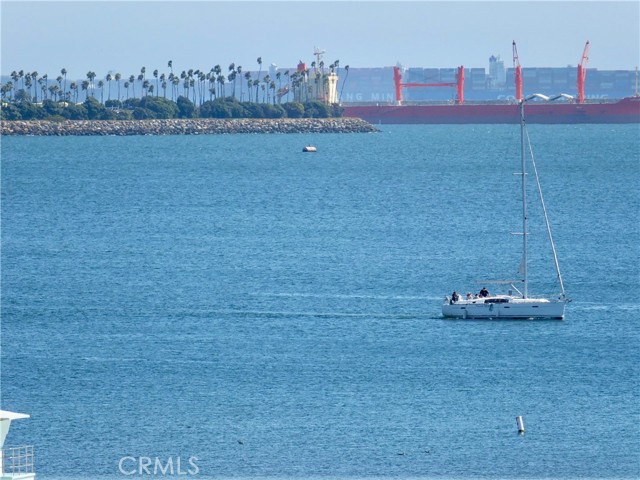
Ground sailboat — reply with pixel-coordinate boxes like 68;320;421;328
442;95;568;320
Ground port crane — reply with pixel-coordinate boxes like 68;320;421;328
313;46;326;72
577;40;590;104
513;41;523;101
393;66;464;105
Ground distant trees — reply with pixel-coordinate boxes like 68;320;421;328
1;57;347;121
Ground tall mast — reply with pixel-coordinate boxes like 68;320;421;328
520;100;528;299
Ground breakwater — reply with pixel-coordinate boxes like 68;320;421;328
1;118;378;136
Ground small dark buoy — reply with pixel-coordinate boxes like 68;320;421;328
237;439;244;445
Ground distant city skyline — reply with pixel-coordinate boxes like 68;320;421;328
1;1;639;80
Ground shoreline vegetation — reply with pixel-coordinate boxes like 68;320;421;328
2;60;368;135
1;117;378;136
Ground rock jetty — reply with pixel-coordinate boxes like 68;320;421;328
1;118;378;136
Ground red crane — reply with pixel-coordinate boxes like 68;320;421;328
513;41;523;101
577;41;590;104
393;66;464;105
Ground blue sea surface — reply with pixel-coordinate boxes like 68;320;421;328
1;124;639;479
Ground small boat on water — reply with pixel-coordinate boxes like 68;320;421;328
442;94;569;320
302;145;317;152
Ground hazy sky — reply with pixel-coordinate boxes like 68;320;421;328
1;1;639;79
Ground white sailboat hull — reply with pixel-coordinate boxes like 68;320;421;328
442;296;565;320
441;98;568;320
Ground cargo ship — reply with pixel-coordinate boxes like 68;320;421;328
339;43;640;124
343;96;640;124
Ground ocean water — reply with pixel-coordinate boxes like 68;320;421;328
1;124;638;479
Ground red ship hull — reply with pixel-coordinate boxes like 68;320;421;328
343;97;640;124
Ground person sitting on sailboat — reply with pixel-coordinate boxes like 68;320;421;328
450;291;460;304
479;287;489;298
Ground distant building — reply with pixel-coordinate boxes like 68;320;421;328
489;55;506;87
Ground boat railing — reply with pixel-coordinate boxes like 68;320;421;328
2;445;35;476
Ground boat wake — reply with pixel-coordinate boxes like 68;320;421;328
208;308;425;320
249;291;439;301
572;302;640;312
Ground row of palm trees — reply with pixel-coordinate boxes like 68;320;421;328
2;58;350;106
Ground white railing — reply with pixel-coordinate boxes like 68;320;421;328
2;445;35;475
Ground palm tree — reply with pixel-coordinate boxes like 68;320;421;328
98;80;105;103
270;81;276;105
236;65;243;101
61;68;67;100
106;73;113;101
339;65;350;103
284;70;290;102
168;60;173;76
129;75;136;98
217;75;226;98
31;71;39;102
172;76;180;100
192;70;200;104
207;72;214;100
198;71;206;104
115;73;122;102
40;74;48;100
1;82;13;102
39;78;47;101
256;57;262;101
160;73;166;98
228;63;237;99
244;71;252;102
8;72;18;101
161;78;167;99
228;71;237;99
180;71;187;99
48;84;58;102
137;74;144;96
24;74;32;101
87;71;96;97
275;72;282;103
153;69;159;97
124;81;130;101
70;82;78;103
81;80;89;101
262;75;271;103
